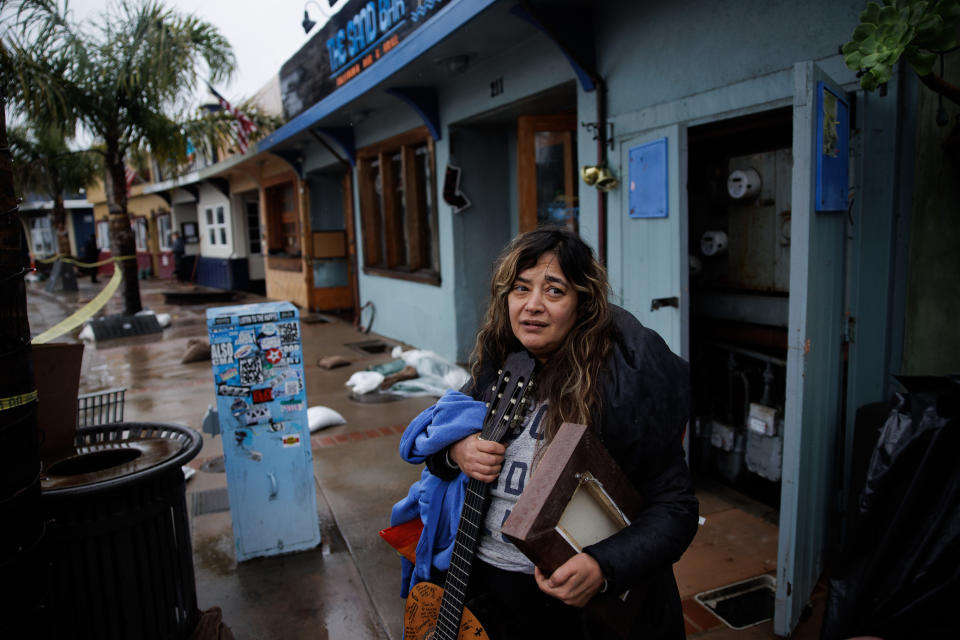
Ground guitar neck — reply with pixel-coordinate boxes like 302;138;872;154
434;477;491;640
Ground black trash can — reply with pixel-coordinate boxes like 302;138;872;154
40;422;203;640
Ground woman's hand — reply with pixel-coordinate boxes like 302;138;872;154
449;433;506;483
534;553;605;607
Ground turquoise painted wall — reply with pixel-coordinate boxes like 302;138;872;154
348;29;575;361
591;0;861;321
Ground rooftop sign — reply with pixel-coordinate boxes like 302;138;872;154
280;0;450;119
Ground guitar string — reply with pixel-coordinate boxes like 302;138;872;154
433;367;532;640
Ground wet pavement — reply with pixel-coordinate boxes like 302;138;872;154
24;276;825;639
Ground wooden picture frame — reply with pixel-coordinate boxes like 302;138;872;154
501;422;644;637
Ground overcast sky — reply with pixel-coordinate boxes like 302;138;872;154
66;0;333;104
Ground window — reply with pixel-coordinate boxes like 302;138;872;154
246;201;261;254
30;216;55;256
96;220;110;250
133;217;148;251
265;184;299;255
357;127;439;284
158;215;172;250
206;206;228;246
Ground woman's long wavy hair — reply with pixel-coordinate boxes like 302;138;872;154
470;226;614;447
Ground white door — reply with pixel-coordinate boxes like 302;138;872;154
614;124;689;358
776;60;850;635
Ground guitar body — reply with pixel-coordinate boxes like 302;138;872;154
404;582;489;640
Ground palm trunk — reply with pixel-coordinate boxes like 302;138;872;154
105;150;142;315
47;192;78;291
0;88;45;635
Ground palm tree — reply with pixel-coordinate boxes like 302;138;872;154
2;0;237;314
9;124;99;290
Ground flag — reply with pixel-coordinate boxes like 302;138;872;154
125;164;137;195
207;83;257;155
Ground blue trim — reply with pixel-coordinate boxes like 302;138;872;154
270;150;304;179
386;87;441;140
508;4;596;92
258;0;499;152
314;127;357;166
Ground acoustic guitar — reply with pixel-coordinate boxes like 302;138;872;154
403;351;537;640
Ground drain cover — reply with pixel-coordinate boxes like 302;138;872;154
345;339;390;354
190;487;231;516
89;313;163;340
695;575;775;629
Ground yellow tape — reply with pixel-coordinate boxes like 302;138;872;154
31;266;124;344
36;254;137;268
0;390;39;412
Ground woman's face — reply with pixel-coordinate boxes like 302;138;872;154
508;252;578;363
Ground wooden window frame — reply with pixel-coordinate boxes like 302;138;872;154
357;126;440;286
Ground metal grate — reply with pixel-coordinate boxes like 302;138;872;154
77;387;126;427
190;487;231;516
695;574;776;630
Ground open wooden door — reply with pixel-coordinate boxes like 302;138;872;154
614;124;689;358
775;60;850;635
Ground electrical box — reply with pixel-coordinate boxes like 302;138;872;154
206;301;321;561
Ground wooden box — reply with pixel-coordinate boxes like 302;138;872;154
501;422;644;636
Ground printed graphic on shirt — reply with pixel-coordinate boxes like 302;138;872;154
476;401;547;573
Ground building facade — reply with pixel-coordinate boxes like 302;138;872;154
250;0;960;635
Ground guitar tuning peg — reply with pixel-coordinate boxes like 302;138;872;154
497;369;503;376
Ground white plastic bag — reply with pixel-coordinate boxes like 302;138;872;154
345;370;385;395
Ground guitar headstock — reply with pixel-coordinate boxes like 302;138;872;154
481;351;537;443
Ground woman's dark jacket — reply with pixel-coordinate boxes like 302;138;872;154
430;306;698;639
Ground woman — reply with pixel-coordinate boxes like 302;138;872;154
395;227;697;639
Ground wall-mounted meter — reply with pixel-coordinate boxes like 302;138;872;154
727;168;761;200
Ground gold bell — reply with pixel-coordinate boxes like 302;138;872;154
581;165;600;186
595;167;619;192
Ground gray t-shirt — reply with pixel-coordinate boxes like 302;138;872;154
475;401;548;573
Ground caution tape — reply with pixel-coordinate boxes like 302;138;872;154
0;390;39;412
31;266;124;344
35;253;137;268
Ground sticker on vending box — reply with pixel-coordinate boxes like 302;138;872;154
278;322;300;345
220;366;238;381
211;342;234;366
260;322;278;336
238;356;264;385
235;344;257;360
260;336;281;350
242;405;271;425
282;346;301;364
264;348;283;365
282;434;301;448
218;384;250;397
252;387;273;403
236;330;256;345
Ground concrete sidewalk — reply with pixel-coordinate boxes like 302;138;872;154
25;276;825;640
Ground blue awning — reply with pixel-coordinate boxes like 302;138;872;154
256;0;499;153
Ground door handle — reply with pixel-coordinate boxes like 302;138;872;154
268;472;278;500
650;296;679;311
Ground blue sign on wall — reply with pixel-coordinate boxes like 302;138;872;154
815;82;849;212
628;137;668;219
